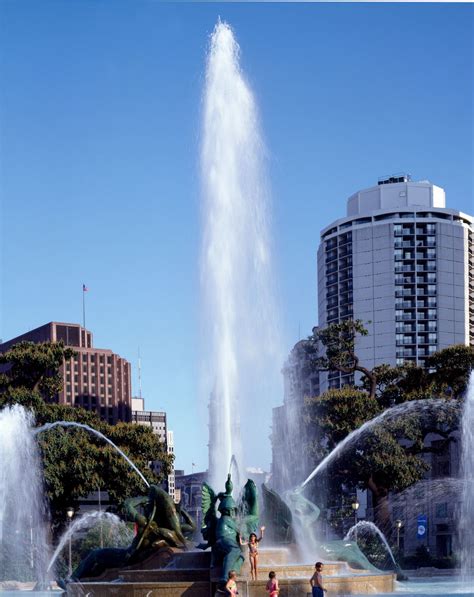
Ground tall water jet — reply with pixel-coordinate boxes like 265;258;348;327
0;405;50;585
460;371;474;579
201;20;281;487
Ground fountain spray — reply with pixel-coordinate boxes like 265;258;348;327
201;20;281;487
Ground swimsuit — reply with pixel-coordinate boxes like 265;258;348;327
266;580;278;597
249;542;258;557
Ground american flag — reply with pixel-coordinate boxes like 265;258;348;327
83;284;89;292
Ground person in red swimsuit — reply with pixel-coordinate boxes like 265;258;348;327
240;526;265;581
266;571;279;597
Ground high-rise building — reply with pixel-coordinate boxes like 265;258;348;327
131;399;176;501
0;322;132;424
317;175;473;392
131;405;167;443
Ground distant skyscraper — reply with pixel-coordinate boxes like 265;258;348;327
0;322;132;424
317;175;473;392
131;399;175;501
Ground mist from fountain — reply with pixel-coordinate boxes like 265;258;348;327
201;20;282;489
35;420;149;488
47;511;133;574
460;371;474;580
0;405;50;585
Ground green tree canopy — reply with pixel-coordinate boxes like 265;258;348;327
0;341;172;534
305;321;473;529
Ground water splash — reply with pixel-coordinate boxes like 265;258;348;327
47;511;133;573
201;20;281;487
34;421;149;488
344;520;398;570
0;405;50;585
460;371;474;580
299;398;452;489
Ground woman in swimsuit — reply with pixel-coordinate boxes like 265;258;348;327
240;526;265;581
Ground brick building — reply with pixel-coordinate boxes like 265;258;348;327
0;322;132;424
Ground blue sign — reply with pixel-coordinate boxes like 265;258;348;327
417;515;427;538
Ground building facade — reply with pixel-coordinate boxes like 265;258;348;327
0;322;132;424
314;175;473;558
131;400;176;501
317;176;473;392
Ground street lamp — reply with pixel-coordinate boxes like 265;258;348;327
66;507;74;577
395;519;403;552
351;498;360;541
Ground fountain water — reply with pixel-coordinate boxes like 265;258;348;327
35;420;149;488
344;521;398;570
201;20;281;488
460;371;474;579
0;404;151;587
47;511;133;573
299;398;453;490
0;405;50;586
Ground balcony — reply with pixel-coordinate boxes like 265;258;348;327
396;289;414;298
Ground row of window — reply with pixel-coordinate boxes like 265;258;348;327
322;212;470;240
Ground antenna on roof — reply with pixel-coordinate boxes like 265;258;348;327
138;347;142;400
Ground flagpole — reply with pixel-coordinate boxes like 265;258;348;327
82;286;86;329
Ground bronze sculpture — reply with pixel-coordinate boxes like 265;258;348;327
200;474;259;583
63;485;195;585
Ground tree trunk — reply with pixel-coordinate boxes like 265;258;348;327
368;478;391;532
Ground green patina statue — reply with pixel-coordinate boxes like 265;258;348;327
64;485;195;584
200;474;258;584
262;484;382;573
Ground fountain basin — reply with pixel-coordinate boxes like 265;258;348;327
66;546;396;596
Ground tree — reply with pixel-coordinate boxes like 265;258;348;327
0;341;75;410
0;341;173;535
308;320;377;398
304;321;473;530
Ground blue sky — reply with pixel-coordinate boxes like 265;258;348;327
1;2;472;473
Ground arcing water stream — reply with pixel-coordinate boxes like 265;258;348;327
345;520;398;570
34;420;149;488
299;398;454;490
47;511;133;573
201;20;281;488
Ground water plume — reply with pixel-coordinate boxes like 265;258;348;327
201;20;281;487
460;371;474;580
0;405;50;585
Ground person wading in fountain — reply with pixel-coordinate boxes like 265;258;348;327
225;569;238;596
266;571;279;596
310;562;327;596
239;526;265;581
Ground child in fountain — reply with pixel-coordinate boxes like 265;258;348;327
239;526;265;581
225;570;238;596
266;571;279;597
310;562;327;597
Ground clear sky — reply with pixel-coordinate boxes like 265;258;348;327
1;2;472;473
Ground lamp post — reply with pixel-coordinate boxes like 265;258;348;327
351;498;360;542
66;507;74;577
395;519;403;553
